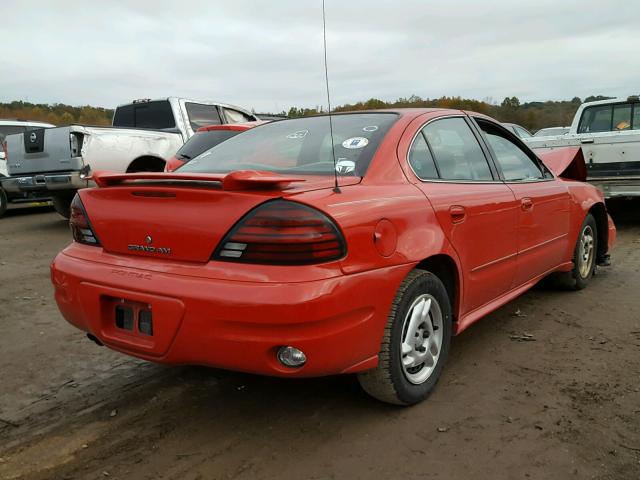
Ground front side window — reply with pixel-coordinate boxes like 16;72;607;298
578;105;612;133
185;103;222;130
180;113;398;177
421;117;493;181
479;122;545;181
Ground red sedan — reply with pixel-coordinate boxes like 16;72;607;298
51;109;615;405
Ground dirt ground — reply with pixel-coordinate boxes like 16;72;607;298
0;201;639;480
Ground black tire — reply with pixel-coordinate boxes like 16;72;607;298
52;194;73;219
357;269;452;405
555;213;598;290
0;187;7;218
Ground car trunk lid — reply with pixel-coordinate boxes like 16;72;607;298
81;171;356;263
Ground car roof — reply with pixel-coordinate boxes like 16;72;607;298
0;119;55;127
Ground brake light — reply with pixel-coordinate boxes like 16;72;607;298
214;200;345;265
70;194;100;246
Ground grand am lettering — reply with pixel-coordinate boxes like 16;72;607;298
109;269;152;280
127;245;172;254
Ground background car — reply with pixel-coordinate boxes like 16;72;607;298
534;126;570;137
0;119;55;217
51;109;615;406
502;122;533;139
165;122;263;172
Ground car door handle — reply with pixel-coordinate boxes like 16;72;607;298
449;205;466;223
521;198;533;211
580;138;594;144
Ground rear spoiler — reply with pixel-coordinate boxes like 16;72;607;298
91;170;306;191
534;146;587;182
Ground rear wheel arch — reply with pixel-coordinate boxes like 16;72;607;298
588;202;609;263
414;254;460;324
126;156;166;173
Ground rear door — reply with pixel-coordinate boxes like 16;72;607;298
407;115;519;315
472;117;571;286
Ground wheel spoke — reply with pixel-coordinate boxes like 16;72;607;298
401;342;413;355
402;354;416;367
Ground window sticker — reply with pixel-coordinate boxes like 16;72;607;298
335;158;356;174
362;125;378;132
286;130;308;139
341;137;369;149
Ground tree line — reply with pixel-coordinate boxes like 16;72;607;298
287;95;615;132
1;95;616;132
0;101;113;126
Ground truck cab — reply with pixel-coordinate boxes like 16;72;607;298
524;96;640;198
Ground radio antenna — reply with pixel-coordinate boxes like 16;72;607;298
322;0;340;193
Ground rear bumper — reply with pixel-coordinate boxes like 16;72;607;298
1;171;89;194
51;248;408;377
589;177;640;198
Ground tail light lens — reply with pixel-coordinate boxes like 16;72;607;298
70;194;100;246
214;200;345;265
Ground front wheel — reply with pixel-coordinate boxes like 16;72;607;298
554;213;597;290
357;269;452;405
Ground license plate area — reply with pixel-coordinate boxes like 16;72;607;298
112;298;153;337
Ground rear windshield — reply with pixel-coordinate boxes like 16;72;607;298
175;130;241;161
179;113;398;176
113;101;175;129
0;125;27;141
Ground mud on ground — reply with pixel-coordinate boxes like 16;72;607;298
0;201;639;480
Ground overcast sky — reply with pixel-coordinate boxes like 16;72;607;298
2;0;639;112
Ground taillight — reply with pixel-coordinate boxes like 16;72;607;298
70;194;100;246
214;200;345;265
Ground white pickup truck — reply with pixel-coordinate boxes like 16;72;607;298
524;96;640;198
1;97;258;217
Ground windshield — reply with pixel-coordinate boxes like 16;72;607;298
534;127;569;137
179;113;398;176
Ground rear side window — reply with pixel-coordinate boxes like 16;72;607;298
113;101;175;129
185;103;222;130
421;117;493;181
175;130;240;161
223;108;254;123
612;104;632;131
408;132;439;180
